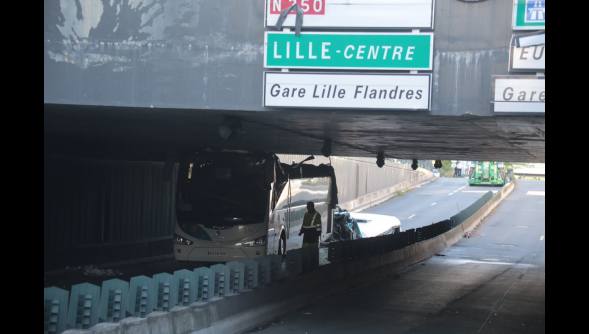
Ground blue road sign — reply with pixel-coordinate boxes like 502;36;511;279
525;0;545;23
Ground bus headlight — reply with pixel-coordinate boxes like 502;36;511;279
254;236;267;246
175;234;194;246
235;236;266;247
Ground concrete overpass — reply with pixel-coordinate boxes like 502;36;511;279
44;0;544;162
513;164;545;177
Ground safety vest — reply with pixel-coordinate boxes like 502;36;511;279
302;212;321;232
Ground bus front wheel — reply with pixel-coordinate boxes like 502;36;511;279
278;231;286;256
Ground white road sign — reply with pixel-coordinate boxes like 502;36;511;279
493;77;544;113
264;72;431;110
510;35;544;71
265;0;435;29
510;44;544;71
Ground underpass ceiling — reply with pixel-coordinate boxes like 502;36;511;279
44;104;544;163
44;0;544;163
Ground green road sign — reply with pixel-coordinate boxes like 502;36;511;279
264;32;433;70
513;0;545;30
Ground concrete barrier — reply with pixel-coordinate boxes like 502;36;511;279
152;273;178;312
170;306;199;334
209;264;230;298
86;323;120;334
119;317;150;334
193;267;213;302
226;262;246;295
67;283;101;330
127;275;155;318
45;287;70;334
98;279;129;323
173;269;197;307
253;257;271;286
242;260;259;290
147;312;174;334
461;181;516;235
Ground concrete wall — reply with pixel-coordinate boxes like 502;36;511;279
44;156;178;269
45;0;515;116
278;155;433;211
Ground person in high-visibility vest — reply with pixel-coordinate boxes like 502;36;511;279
299;201;321;247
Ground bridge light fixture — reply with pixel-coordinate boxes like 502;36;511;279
218;125;232;140
218;117;242;141
321;139;332;157
411;159;418;170
434;160;442;169
376;151;385;168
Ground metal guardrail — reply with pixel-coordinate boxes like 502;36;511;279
328;191;494;264
450;191;493;226
44;189;499;334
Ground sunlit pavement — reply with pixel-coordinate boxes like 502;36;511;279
251;180;544;334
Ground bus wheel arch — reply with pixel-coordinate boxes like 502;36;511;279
278;229;287;255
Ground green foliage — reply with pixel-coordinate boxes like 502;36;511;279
440;160;454;177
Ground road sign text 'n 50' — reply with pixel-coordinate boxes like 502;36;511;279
265;0;435;29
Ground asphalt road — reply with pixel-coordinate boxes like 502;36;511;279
362;177;503;231
249;180;545;334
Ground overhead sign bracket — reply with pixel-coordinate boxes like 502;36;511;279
275;3;304;36
514;31;545;48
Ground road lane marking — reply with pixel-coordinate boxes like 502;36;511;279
495;243;517;248
515;225;529;228
448;185;467;196
462;190;498;193
407;214;416;219
430;202;437;206
526;191;545;196
477;261;527;333
440;258;537;268
540;235;544;241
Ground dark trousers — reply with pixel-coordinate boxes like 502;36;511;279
302;242;319;272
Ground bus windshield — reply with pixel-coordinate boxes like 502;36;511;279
177;154;272;227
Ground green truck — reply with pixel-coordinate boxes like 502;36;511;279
468;161;505;186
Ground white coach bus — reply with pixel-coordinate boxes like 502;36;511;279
174;151;337;262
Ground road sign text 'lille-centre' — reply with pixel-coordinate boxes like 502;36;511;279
265;32;433;71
